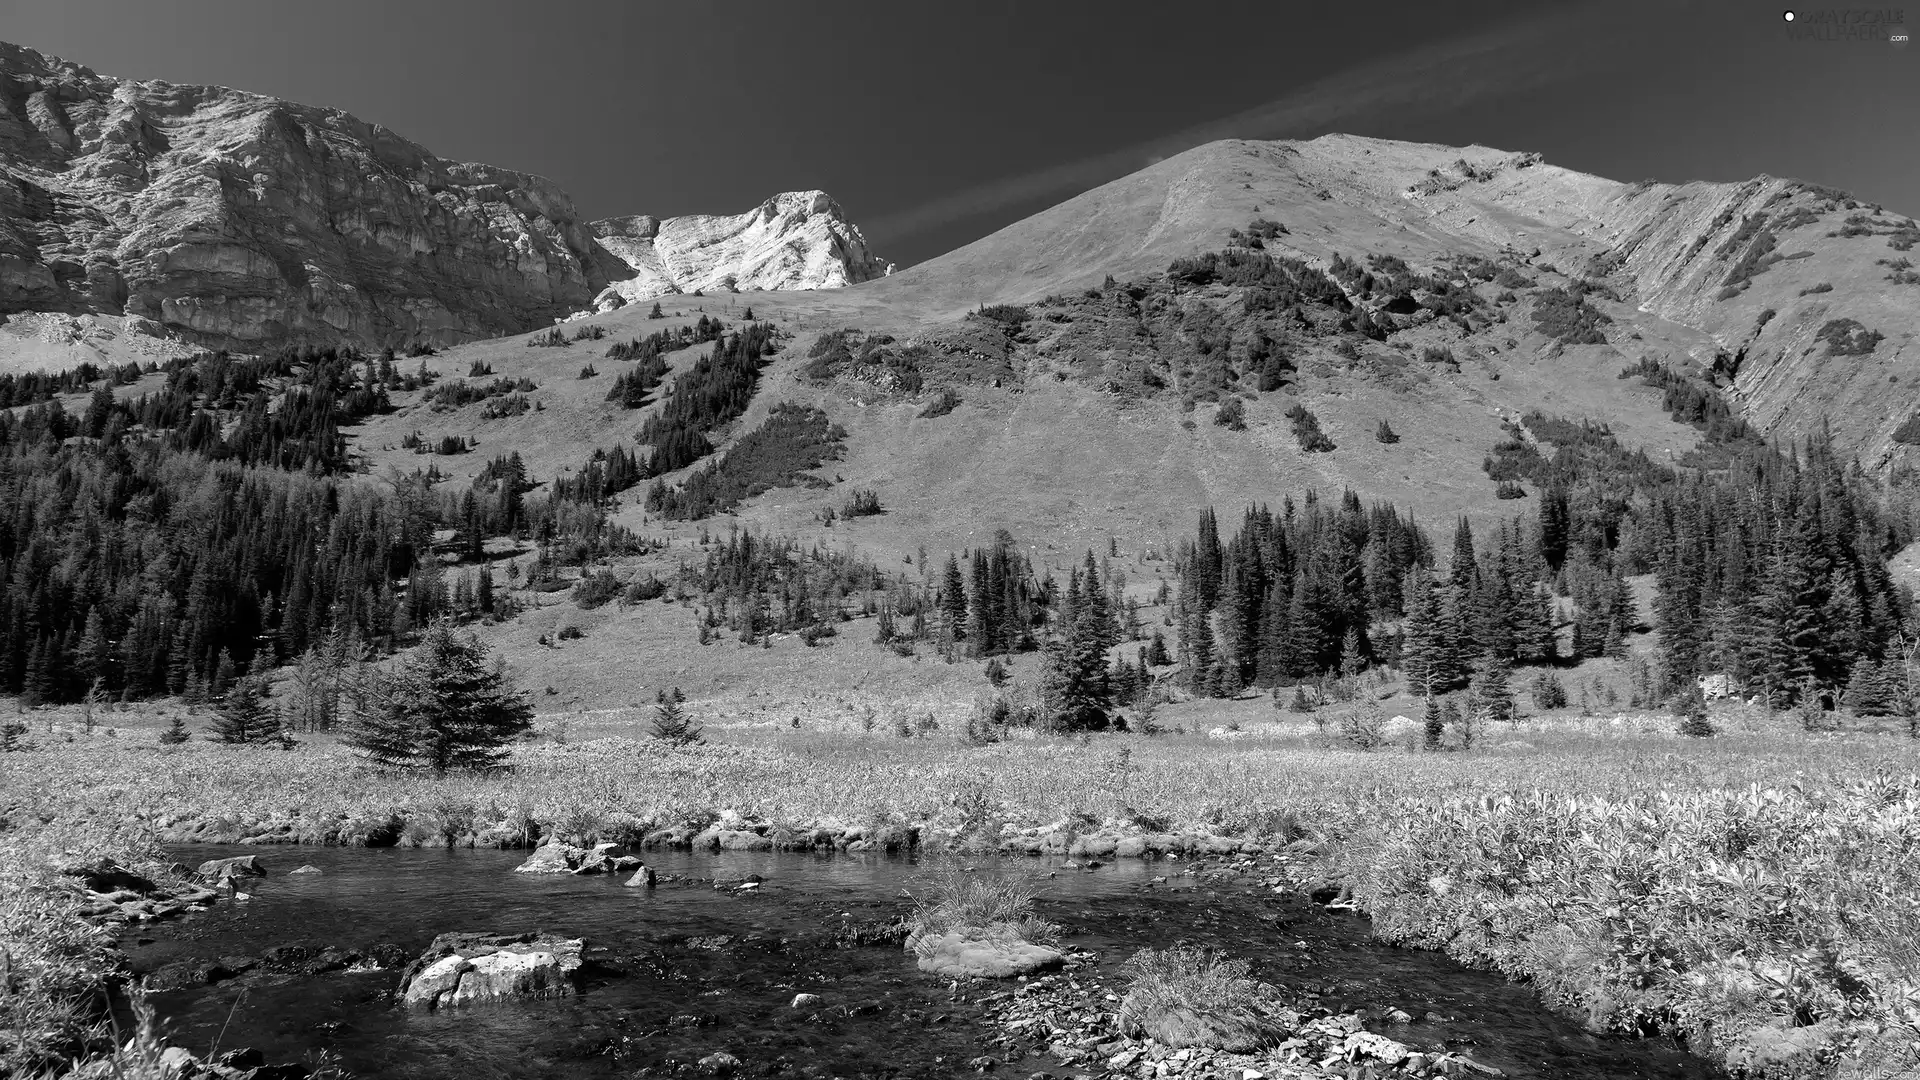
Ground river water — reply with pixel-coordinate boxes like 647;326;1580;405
123;846;1716;1079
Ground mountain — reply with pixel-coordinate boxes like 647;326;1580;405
0;42;884;356
587;192;890;311
866;135;1919;467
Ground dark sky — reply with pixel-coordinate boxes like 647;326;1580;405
2;0;1915;267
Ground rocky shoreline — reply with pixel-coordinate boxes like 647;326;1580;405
149;808;1319;863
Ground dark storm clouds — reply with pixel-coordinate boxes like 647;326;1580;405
3;0;1913;267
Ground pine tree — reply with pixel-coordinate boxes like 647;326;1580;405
649;698;704;745
1469;656;1514;725
158;715;191;746
1677;683;1715;737
1422;695;1444;750
345;620;533;773
207;672;288;747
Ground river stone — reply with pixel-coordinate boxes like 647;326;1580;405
571;842;620;874
289;864;323;875
623;865;657;888
1344;1031;1412;1066
400;932;584;1009
513;842;586;873
196;855;266;880
910;930;1064;978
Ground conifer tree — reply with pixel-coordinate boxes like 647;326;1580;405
1677;684;1715;737
208;672;288;746
1469;656;1515;725
159;715;191;746
345;620;532;773
649;697;703;745
1422;695;1444;750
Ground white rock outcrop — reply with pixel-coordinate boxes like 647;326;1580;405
588;191;890;308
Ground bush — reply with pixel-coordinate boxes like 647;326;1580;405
526;327;568;348
843;489;884;517
573;570;622;610
1374;419;1399;444
647;403;846;520
1214;397;1246;430
623;575;667;603
1117;947;1291;1052
974;304;1030;328
1816;318;1884;356
577;364;598;379
1494;480;1527;499
1530;287;1612;344
573;325;607;341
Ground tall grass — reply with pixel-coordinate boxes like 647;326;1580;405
1119;945;1292;1051
7;714;1920;1076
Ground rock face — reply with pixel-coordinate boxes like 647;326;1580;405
399;931;584;1010
588;191;890;309
0;42;886;351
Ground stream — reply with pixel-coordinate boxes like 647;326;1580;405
122;846;1717;1079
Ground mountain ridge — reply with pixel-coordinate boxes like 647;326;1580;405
0;41;886;355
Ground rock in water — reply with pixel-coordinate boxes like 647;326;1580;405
195;855;266;881
623;865;657;888
513;842;586;874
399;932;584;1010
908;929;1064;979
289;864;323;875
570;842;620;875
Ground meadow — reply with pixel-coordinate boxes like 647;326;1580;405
5;700;1919;1078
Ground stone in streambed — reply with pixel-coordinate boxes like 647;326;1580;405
196;854;266;881
399;932;584;1010
513;841;586;873
623;864;657;888
289;864;323;874
909;929;1064;979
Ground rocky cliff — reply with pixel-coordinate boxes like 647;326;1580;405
587;191;890;311
0;42;886;352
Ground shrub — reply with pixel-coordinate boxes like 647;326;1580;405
572;325;607;341
526;327;568;348
1285;404;1335;452
1530;287;1612;344
1334;700;1387;750
623;575;667;603
918;388;962;419
1117;947;1291;1052
906;866;1059;948
843;489;884;517
1799;282;1833;296
974;304;1030;328
1214;397;1246;430
572;570;622;610
577;364;598;379
468;360;494;376
1494;480;1527;499
647;403;846;520
1816;318;1884;356
1374;419;1400;444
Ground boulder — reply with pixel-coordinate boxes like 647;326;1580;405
570;842;620;874
399;932;584;1010
513;842;587;874
909;929;1064;979
289;865;323;875
196;855;266;881
623;865;657;888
